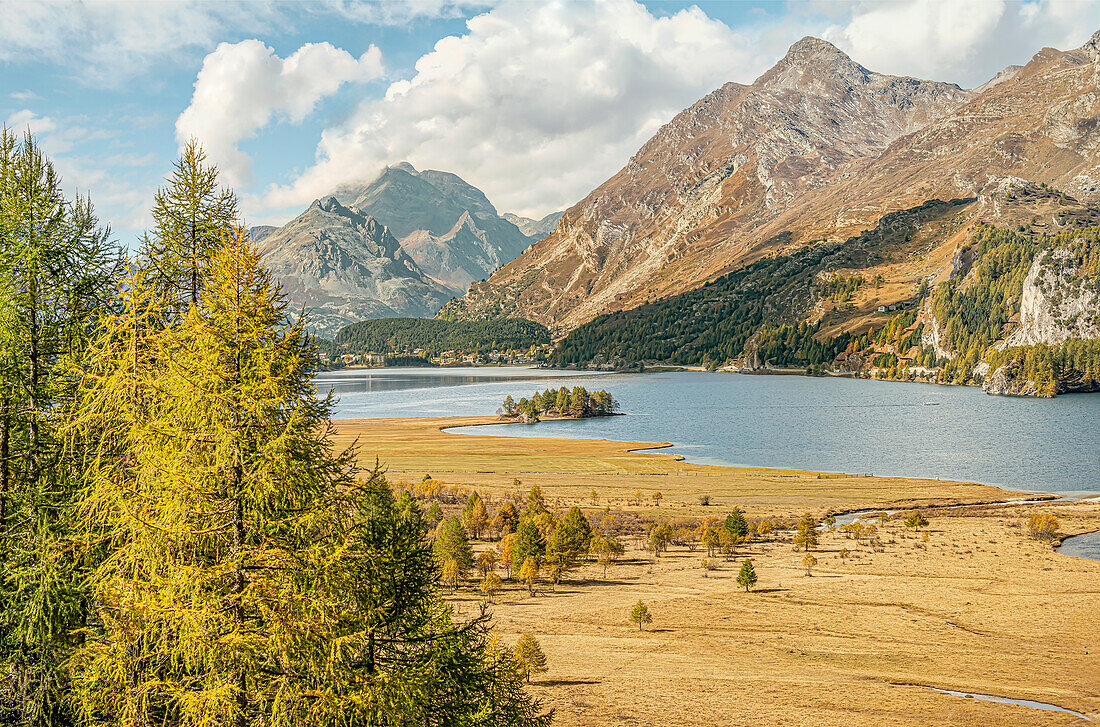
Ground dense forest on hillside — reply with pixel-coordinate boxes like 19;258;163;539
552;201;1100;397
335;316;550;355
551;199;971;368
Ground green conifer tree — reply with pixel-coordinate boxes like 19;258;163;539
0;129;119;726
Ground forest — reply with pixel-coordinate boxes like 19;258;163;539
0;132;549;726
551;199;969;369
551;199;1100;396
334;316;550;356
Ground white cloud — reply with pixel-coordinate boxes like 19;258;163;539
176;40;384;187
822;0;1100;87
0;0;462;86
259;0;785;219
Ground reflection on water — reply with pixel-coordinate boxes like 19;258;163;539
317;367;1100;495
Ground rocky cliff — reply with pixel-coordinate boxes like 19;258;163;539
334;164;535;293
257;197;452;337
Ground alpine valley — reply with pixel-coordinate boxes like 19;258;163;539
438;32;1100;397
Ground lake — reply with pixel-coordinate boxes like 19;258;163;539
316;367;1100;497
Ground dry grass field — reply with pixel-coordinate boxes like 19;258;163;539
332;417;1100;725
330;417;1019;517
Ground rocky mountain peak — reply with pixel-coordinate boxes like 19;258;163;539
756;36;869;91
389;161;419;175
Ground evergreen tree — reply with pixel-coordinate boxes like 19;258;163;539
546;506;593;578
434;515;474;577
630;600;652;631
0;129;119;726
69;231;551;726
511;517;546;574
462;491;490;539
139;140;238;313
794;512;819;551
737;559;758;592
512;634;548;683
724;508;748;538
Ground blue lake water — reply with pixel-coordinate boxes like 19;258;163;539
316;367;1100;496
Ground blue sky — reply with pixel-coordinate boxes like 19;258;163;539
2;0;1098;248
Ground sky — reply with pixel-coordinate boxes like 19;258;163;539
2;0;1099;247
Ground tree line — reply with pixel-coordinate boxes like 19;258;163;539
333;316;550;356
550;199;970;369
0;132;549;726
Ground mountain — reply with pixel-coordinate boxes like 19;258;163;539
257;197;452;337
503;211;564;239
442;33;1100;334
442;37;970;329
333;163;534;293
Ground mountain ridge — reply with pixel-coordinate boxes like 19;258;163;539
441;32;1100;335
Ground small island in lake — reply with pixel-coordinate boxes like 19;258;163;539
500;386;619;422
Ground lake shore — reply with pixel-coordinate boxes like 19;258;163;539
330;416;1100;725
331;416;1018;514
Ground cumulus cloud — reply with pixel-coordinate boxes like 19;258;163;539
176;40;384;187
822;0;1100;87
0;0;468;86
257;0;793;218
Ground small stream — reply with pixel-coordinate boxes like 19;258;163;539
930;688;1091;721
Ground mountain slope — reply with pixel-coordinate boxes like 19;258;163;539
442;37;970;330
334;163;534;292
258;197;451;337
444;32;1100;333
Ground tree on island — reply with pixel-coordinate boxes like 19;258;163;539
501;385;618;420
630;600;653;631
737;559;758;592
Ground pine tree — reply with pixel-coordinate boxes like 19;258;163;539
139;140;238;313
0;129;119;726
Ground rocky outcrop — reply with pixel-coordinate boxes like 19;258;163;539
503;211;564;239
983;364;1045;397
257;197;452;337
1002;246;1100;347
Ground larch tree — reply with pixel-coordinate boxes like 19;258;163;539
462;490;490;539
0;129;120;727
139;139;239;314
512;634;548;683
737;559;758;592
69;231;552;726
630;601;652;631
